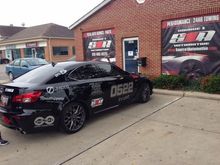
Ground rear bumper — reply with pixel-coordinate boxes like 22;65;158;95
0;107;58;133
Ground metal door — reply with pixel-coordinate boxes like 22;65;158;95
123;38;139;73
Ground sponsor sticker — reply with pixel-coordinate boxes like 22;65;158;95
0;95;8;106
90;83;103;96
55;69;67;77
46;85;70;94
91;98;104;108
40;96;64;101
118;95;130;102
34;116;55;127
5;88;14;93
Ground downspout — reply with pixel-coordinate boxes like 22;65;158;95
48;38;52;61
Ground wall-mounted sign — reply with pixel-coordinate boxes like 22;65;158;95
136;0;145;4
26;42;38;48
162;14;220;77
83;29;115;62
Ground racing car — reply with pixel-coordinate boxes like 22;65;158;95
0;61;153;134
162;52;220;79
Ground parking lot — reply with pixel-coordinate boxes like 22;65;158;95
0;93;220;165
0;64;9;83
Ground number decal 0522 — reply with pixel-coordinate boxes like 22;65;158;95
110;82;133;98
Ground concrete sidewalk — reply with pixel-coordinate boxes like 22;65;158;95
64;96;220;165
154;89;220;101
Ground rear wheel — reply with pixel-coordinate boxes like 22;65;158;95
139;83;150;103
60;102;86;134
8;72;14;81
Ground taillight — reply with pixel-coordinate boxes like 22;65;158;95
12;91;42;103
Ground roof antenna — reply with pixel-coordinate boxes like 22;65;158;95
51;62;56;67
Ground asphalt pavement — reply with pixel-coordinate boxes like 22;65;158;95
0;94;220;165
0;64;9;83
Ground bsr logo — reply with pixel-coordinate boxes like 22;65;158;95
88;40;112;49
169;30;215;43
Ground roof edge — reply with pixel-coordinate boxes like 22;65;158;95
69;0;112;30
0;36;74;45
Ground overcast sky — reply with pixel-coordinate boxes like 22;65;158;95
0;0;104;28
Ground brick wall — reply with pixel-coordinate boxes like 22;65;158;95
45;38;75;62
72;0;220;77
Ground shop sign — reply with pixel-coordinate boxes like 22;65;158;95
136;0;145;4
26;42;38;48
162;14;220;76
83;29;115;62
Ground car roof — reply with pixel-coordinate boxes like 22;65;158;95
52;60;110;69
14;58;45;61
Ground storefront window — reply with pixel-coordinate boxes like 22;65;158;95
53;47;68;56
11;49;21;60
24;47;45;59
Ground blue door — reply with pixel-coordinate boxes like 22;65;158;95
123;38;139;73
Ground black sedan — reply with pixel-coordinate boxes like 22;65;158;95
0;61;153;134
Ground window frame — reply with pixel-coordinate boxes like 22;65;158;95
52;46;69;56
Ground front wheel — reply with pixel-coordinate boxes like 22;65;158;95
60;102;86;134
139;83;150;103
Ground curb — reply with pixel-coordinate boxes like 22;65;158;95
154;89;220;101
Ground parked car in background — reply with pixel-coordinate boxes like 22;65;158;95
5;58;48;80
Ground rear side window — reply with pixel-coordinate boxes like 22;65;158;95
96;63;126;77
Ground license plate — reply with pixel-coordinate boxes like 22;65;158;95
0;95;9;106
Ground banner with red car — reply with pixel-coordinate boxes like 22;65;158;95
83;29;115;62
162;14;220;78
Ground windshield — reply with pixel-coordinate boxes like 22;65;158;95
26;58;48;66
14;64;66;84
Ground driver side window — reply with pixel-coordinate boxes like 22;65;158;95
13;59;20;66
68;64;98;80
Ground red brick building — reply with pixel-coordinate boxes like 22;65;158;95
70;0;220;78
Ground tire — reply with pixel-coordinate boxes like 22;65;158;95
179;60;205;80
139;83;150;103
60;102;86;134
8;72;14;81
